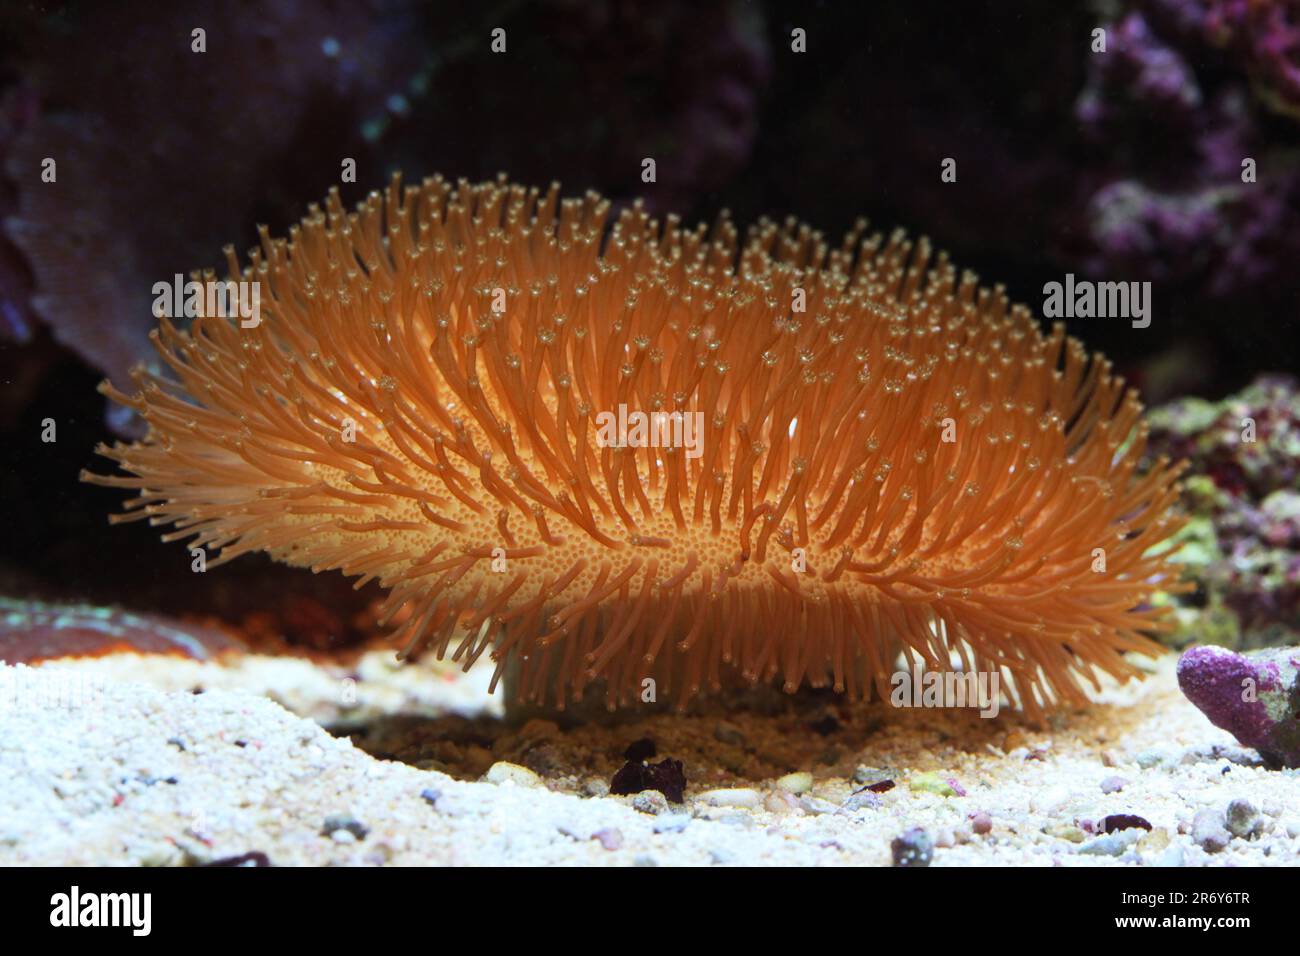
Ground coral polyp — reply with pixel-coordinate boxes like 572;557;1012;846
86;173;1187;714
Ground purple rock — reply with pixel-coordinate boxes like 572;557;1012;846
1192;807;1231;854
1177;644;1300;767
1100;775;1128;794
890;827;933;868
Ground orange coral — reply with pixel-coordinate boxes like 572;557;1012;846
85;173;1187;715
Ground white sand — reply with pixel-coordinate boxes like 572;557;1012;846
2;652;1297;866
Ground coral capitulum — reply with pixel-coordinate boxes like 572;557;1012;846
86;173;1188;715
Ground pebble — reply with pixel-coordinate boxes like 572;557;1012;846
1192;808;1230;853
716;811;753;828
484;762;542;788
1138;828;1170;853
653;814;690;834
764;792;797;813
1078;829;1141;856
631;790;669;815
801;827;839;847
1225;799;1263;839
1135;749;1166;769
698;788;763;809
709;848;735;865
1099;776;1127;794
776;772;813;794
909;772;958;797
557;823;586;841
1029;786;1070;813
363;844;394;865
143;844;186;866
969;811;993;835
1154;844;1186;867
1043;823;1087;843
891;827;933;867
853;765;882;785
842;791;882;812
320;814;368;841
798;795;839;816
